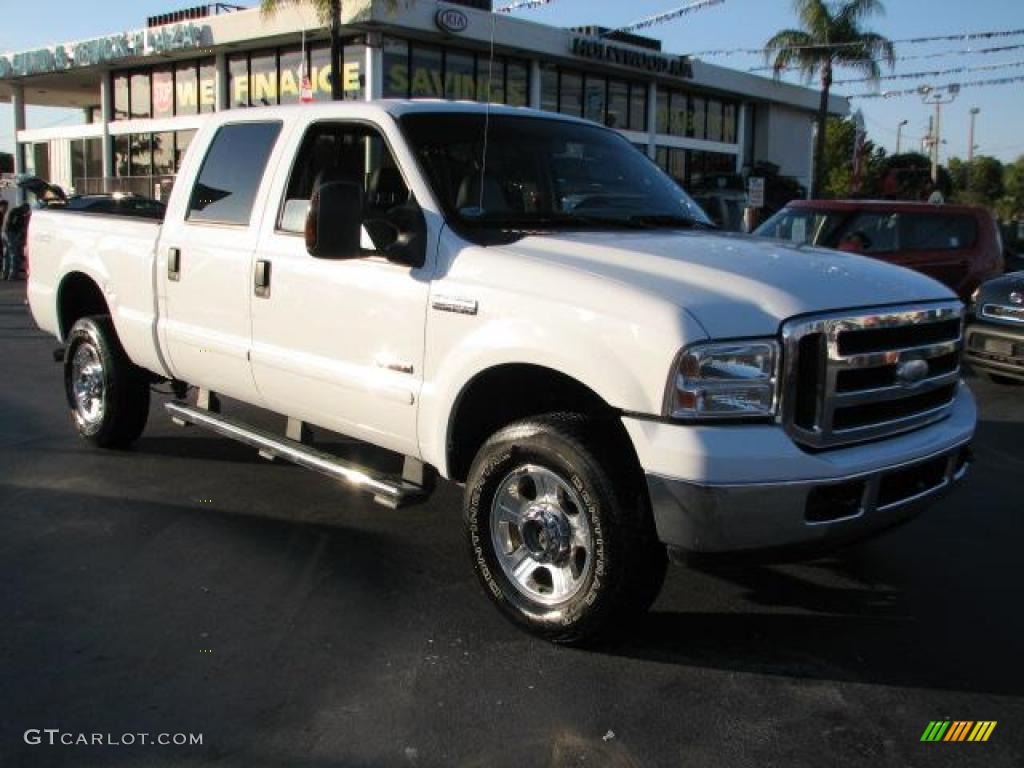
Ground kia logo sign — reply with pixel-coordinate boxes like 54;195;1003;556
435;8;469;34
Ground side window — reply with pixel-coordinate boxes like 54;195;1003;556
902;214;977;251
278;123;410;250
188;122;282;225
838;212;900;254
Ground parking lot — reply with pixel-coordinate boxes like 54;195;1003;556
1;278;1021;767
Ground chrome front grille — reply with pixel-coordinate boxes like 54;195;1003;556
781;302;964;450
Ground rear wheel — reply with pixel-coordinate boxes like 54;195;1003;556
64;316;150;448
464;413;666;644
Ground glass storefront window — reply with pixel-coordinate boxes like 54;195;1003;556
130;133;152;177
689;96;706;140
444;49;475;101
153;131;175;175
629;83;647;131
174;62;199;116
723;102;737;143
607;80;628;129
310;43;334;101
583;74;605;124
113;74;130;120
655;88;668;134
655;146;668;172
229;53;249;108
670;91;687;137
540;65;558;113
559;71;582;117
383;37;409;98
481;57;504;104
85;138;103;178
506;58;528;107
71;141;84;186
114;135;130;177
343;43;366;100
130;72;151;119
175;129;197;171
152;67;174;119
278;46;304;105
706;99;723;143
199;58;217;113
250;50;278;106
669;147;685;184
410;44;442;98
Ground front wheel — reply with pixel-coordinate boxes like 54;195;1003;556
464;414;666;644
64;316;150;448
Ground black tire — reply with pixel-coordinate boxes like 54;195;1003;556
464;413;666;644
63;316;150;448
989;373;1024;386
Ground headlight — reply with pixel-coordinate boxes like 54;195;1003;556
664;340;780;420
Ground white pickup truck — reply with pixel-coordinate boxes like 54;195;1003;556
28;102;975;642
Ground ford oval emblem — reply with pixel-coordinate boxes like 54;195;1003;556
1010;291;1023;306
435;8;469;34
895;359;930;386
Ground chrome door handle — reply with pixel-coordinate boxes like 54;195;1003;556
168;247;181;281
254;259;271;298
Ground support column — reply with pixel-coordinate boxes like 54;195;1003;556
215;52;229;111
365;35;382;101
12;84;26;178
646;81;657;159
735;102;747;174
99;74;113;188
528;59;541;110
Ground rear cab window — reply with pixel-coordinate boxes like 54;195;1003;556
187;122;283;226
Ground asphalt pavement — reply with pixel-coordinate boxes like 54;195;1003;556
1;279;1022;767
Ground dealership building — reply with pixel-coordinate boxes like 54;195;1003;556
0;0;847;199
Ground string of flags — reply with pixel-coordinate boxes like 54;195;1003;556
687;27;1024;58
849;73;1024;99
605;0;726;36
833;59;1024;86
748;43;1024;73
495;0;556;13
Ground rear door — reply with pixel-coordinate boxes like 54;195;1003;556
897;211;978;297
160;120;285;404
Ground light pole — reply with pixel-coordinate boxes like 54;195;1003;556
919;84;960;183
968;107;980;162
896;118;908;154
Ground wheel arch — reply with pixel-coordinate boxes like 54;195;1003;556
57;271;110;341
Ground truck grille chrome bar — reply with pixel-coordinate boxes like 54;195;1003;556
780;302;964;450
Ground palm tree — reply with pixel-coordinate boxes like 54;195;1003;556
765;0;894;198
260;0;345;100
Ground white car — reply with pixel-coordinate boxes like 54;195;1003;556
27;102;975;643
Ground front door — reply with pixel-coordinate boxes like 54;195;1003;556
249;121;432;458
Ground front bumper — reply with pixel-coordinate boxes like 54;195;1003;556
965;322;1024;382
624;383;976;553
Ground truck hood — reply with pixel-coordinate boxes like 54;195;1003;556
496;230;957;338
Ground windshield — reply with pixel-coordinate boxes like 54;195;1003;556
399;113;712;234
754;207;845;246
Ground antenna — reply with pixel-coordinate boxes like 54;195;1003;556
477;12;498;214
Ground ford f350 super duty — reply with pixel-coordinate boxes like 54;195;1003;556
27;102;975;642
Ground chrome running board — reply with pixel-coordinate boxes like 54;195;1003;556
164;402;430;509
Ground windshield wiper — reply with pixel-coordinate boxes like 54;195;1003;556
460;214;651;232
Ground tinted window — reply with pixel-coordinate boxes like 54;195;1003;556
902;213;977;251
836;211;901;253
188;122;281;225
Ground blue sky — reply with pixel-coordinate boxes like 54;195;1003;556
2;0;1023;163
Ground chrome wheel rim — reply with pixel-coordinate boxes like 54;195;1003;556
490;464;594;606
71;343;105;427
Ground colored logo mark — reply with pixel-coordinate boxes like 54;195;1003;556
920;721;997;742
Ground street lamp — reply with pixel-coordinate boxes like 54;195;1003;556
968;107;981;162
896;119;909;154
919;84;960;183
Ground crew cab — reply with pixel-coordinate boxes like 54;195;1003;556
27;102;976;643
753;199;1004;301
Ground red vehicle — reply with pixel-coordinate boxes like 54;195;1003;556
753;200;1004;301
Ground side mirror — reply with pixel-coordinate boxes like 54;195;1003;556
305;181;363;259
